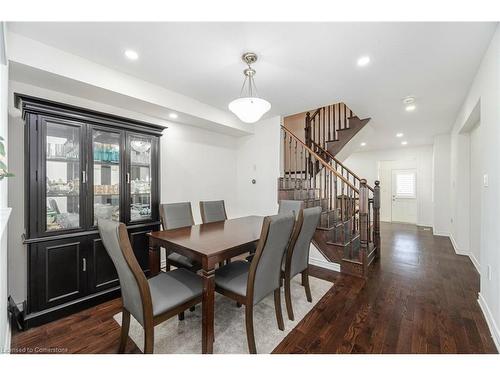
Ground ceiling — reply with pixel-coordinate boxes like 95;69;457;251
7;22;497;150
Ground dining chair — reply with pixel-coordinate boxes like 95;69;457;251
246;199;303;263
98;219;203;354
159;202;201;272
282;206;322;321
278;200;304;218
215;212;296;353
199;200;227;223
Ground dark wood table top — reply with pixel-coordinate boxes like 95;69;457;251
148;216;264;267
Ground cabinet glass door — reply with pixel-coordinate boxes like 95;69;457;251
92;129;121;225
45;120;83;232
128;135;152;222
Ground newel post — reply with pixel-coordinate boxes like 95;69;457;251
305;112;311;148
373;180;381;259
359;179;369;277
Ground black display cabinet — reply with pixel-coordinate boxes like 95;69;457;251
15;94;164;328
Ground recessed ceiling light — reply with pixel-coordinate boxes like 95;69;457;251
124;49;139;60
405;104;416;112
360;142;367;146
396;133;404;138
403;96;415;104
357;56;371;67
169;113;178;119
401;141;408;145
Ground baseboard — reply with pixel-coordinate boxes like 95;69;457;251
469;253;481;274
478;293;500;352
432;230;449;237
417;222;433;228
3;320;11;353
449;234;468;256
309;257;341;272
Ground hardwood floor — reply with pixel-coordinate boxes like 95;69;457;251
11;222;497;354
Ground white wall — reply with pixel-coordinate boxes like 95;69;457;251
432;134;451;236
0;22;11;353
235;116;281;217
446;24;500;350
343;145;434;227
469;123;482;271
160;122;238;223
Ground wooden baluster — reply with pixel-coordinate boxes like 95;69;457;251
337;103;341;132
359;179;369;276
343;103;347;130
300;147;304;190
305;112;310;148
316;116;319;146
368;198;372;242
373;180;381;260
321;107;326;148
288;136;292;188
327;105;331;144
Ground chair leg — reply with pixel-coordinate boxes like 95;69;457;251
178;312;185;321
236;302;242;308
189;306;195;312
284;275;294;321
165;260;171;272
274;288;285;331
302;270;312;303
119;309;130;353
245;304;257;354
143;324;154;354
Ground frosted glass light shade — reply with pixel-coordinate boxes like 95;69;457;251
228;97;271;123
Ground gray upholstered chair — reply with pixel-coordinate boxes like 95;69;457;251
278;200;304;218
159;202;201;272
215;212;296;353
282;206;322;321
199;200;227;223
98;219;203;354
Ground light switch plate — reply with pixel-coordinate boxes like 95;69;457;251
483;174;489;187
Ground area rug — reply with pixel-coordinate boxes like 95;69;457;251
113;274;332;354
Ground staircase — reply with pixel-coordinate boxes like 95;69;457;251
279;103;380;278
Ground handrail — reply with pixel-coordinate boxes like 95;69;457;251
281;125;359;193
309;139;374;192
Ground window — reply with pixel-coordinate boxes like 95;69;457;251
396;172;416;198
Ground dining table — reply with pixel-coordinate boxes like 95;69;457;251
147;215;264;354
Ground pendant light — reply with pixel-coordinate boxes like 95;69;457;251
228;52;271;123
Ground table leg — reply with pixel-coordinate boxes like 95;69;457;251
148;239;160;277
202;268;215;354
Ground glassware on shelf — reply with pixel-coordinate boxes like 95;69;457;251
45;121;81;231
93;130;121;225
93;141;120;163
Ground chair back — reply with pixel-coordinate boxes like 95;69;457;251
98;219;151;325
160;202;195;230
286;206;322;278
199;200;227;223
278;200;303;218
248;213;295;304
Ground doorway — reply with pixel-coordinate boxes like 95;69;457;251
391;169;417;223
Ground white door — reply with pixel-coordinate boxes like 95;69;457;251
391;169;417;223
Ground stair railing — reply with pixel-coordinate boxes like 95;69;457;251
305;103;353;150
281;126;380;268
